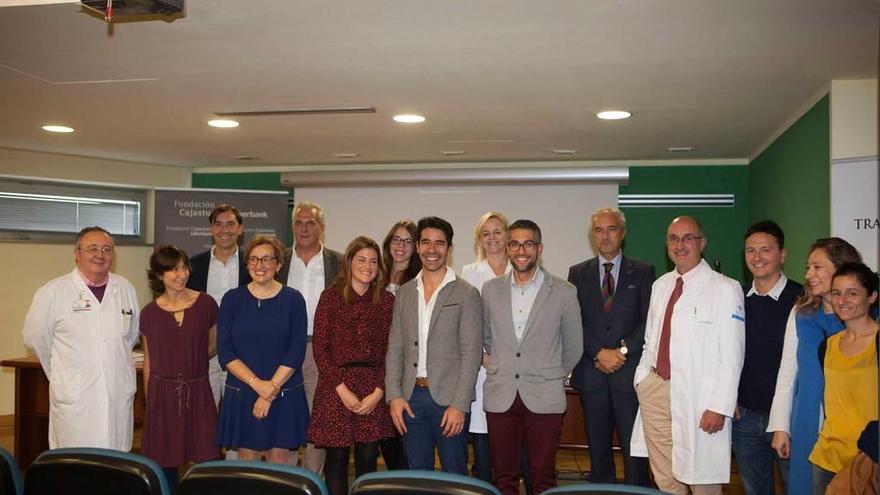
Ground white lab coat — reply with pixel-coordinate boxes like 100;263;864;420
461;259;510;434
630;260;745;485
22;269;140;450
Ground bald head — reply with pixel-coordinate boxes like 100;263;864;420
666;216;707;274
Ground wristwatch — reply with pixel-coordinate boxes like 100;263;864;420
619;339;628;356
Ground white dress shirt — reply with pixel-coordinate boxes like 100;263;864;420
286;246;325;336
206;245;240;305
415;267;457;378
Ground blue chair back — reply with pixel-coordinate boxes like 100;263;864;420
179;460;327;495
24;448;169;495
543;483;672;495
0;448;22;495
350;470;501;495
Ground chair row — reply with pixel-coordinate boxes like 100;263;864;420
0;446;669;495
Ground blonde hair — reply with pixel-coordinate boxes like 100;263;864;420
795;237;862;314
473;211;510;260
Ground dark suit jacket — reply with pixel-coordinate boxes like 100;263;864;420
186;248;251;293
277;246;342;289
568;255;654;392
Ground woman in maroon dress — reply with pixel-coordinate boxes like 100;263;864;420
140;246;221;491
307;236;395;495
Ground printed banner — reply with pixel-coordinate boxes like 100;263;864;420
831;156;878;271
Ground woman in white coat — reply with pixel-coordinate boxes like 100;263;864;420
22;227;140;450
461;211;511;484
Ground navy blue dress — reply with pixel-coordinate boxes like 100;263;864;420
215;286;309;450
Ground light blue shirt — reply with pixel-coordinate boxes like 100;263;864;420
510;268;544;344
597;251;622;292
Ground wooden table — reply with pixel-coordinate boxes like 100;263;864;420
1;356;145;469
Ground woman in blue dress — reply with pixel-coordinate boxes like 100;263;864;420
216;236;309;463
768;237;862;494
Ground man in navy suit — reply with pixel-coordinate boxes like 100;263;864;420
187;204;251;406
568;207;654;486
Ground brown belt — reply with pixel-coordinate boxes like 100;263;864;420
415;377;429;388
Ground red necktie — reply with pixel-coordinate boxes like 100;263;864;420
602;262;615;312
655;277;683;380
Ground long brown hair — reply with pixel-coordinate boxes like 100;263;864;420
336;236;385;305
381;220;421;287
795;237;862;314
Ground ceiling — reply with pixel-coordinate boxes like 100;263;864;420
0;0;877;169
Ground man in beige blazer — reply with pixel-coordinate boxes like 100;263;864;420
482;219;583;495
385;216;483;474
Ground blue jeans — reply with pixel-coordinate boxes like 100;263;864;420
732;407;789;495
811;463;835;495
402;387;469;474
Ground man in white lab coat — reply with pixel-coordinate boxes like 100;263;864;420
631;216;745;494
23;226;140;450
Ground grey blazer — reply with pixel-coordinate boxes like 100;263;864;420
277;246;342;289
384;274;483;413
482;268;583;414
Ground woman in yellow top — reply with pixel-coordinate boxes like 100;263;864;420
810;262;879;494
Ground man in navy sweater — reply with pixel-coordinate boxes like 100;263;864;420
733;221;803;495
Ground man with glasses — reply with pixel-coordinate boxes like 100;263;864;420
631;216;745;494
568;207;653;486
23;226;140;450
188;204;251;407
277;200;341;473
385;216;482;474
481;219;583;495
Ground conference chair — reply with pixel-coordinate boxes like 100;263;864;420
349;470;501;495
0;447;22;495
24;447;169;495
543;483;671;495
179;460;327;495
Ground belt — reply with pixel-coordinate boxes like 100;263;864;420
307;335;313;343
415;377;429;388
151;373;208;416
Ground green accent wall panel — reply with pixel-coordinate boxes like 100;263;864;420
620;165;750;283
748;95;830;284
191;172;285;191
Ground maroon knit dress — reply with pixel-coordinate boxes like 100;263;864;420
307;287;395;448
140;293;222;466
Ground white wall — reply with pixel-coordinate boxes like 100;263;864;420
831;80;879;160
0;148;190;415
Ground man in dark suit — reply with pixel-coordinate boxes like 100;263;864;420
385;216;483;474
276;200;341;474
187;204;251;407
568;207;654;486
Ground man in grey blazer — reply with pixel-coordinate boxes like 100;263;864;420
277;200;341;473
568;207;653;485
482;219;583;495
385;216;483;474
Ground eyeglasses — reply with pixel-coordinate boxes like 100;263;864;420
79;245;113;255
508;240;538;251
247;256;278;266
390;235;415;247
667;234;703;245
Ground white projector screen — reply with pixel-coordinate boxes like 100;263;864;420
294;183;618;279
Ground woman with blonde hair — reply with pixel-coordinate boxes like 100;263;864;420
461;210;511;483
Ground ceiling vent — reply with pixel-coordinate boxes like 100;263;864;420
215;107;376;117
81;0;184;16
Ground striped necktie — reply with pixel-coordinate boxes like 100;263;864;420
602;262;615;312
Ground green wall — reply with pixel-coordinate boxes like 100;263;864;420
620;165;750;283
748;95;830;284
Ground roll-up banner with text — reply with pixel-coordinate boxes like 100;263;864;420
154;188;289;256
831;156;878;271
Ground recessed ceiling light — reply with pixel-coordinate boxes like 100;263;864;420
42;125;74;133
667;146;695;153
552;149;577;155
208;119;239;128
441;150;466;156
333;152;359;159
596;110;631;120
393;114;426;124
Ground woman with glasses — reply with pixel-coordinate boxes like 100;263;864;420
809;262;878;494
307;236;395;495
768;238;863;494
461;211;511;484
140;246;221;491
381;220;421;295
215;236;309;463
